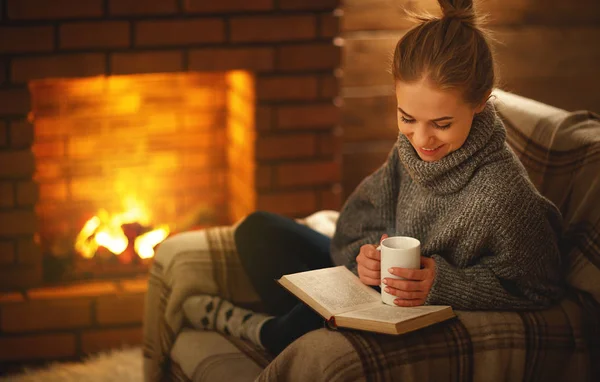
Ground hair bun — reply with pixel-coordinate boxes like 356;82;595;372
439;0;477;27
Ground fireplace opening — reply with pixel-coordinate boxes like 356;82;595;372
28;71;256;283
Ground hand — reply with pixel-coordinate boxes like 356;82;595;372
356;234;388;286
382;256;436;307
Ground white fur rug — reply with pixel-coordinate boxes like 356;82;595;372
1;347;143;382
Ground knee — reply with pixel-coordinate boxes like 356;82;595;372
234;211;279;245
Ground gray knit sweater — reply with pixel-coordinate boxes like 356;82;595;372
331;103;564;310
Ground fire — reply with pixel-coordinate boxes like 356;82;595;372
75;201;169;261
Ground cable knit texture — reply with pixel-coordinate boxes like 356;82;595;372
331;103;564;310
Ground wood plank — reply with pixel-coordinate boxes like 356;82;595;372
342;146;392;199
342;0;600;32
342;26;600;88
342;95;398;142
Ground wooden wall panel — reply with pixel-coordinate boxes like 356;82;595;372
343;27;600;91
342;0;600;32
340;1;600;199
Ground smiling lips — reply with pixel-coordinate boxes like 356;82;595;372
417;144;444;157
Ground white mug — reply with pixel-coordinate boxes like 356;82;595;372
379;236;421;306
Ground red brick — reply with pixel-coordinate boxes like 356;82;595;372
11;54;106;83
277;103;340;129
1;299;92;332
9;120;34;148
136;19;225;46
0;291;24;303
109;0;178;15
275;160;341;187
0;122;7;147
278;43;341;71
0;240;15;265
81;327;143;354
230;16;316;43
0;334;76;361
38;182;67;202
0;150;35;178
0;26;54;53
16;237;41;265
185;0;272;12
257;191;317;216
0;265;42;289
319;13;340;38
60;21;130;49
0;60;6;84
0;210;37;235
0;89;30;115
256;106;274;131
319;184;342;210
111;51;183;75
257;134;316;160
96;293;145;325
120;278;148;293
320;75;339;98
280;0;339;10
257;76;318;101
15;181;38;207
189;48;274;72
28;281;118;300
256;166;272;189
7;0;103;20
0;182;14;208
317;131;341;156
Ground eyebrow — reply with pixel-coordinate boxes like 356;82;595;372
398;107;453;122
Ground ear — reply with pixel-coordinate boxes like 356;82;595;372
474;91;492;113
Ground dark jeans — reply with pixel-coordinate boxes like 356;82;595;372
234;211;334;355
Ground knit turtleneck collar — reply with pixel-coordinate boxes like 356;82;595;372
396;102;506;195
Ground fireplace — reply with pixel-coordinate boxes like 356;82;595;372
0;0;341;368
29;71;256;282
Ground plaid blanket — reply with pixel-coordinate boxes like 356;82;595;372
143;90;600;381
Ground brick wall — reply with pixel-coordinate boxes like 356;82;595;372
0;0;343;290
0;278;146;370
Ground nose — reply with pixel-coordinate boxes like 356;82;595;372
411;125;435;148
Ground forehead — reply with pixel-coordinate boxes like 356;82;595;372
394;80;465;118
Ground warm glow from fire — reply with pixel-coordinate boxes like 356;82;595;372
75;199;169;260
135;227;170;259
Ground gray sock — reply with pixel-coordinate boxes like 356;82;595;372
183;295;272;348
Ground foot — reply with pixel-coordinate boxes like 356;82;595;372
183;295;273;349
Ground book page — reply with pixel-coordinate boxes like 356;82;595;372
336;304;450;324
281;266;381;316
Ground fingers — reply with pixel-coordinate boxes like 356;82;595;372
421;256;435;269
380;234;388;244
358;273;380;286
382;278;422;291
356;253;380;271
357;264;380;280
383;287;425;300
394;298;424;307
389;267;426;280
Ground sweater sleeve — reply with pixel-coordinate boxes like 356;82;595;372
425;195;565;310
330;149;400;274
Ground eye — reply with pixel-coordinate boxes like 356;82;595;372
434;123;452;130
400;115;415;124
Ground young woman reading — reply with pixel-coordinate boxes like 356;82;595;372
181;0;564;356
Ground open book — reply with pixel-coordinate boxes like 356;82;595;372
277;266;455;335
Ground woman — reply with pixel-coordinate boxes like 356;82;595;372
182;0;564;356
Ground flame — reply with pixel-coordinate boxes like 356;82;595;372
75;200;168;259
135;226;170;259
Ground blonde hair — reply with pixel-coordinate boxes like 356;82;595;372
392;0;495;107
